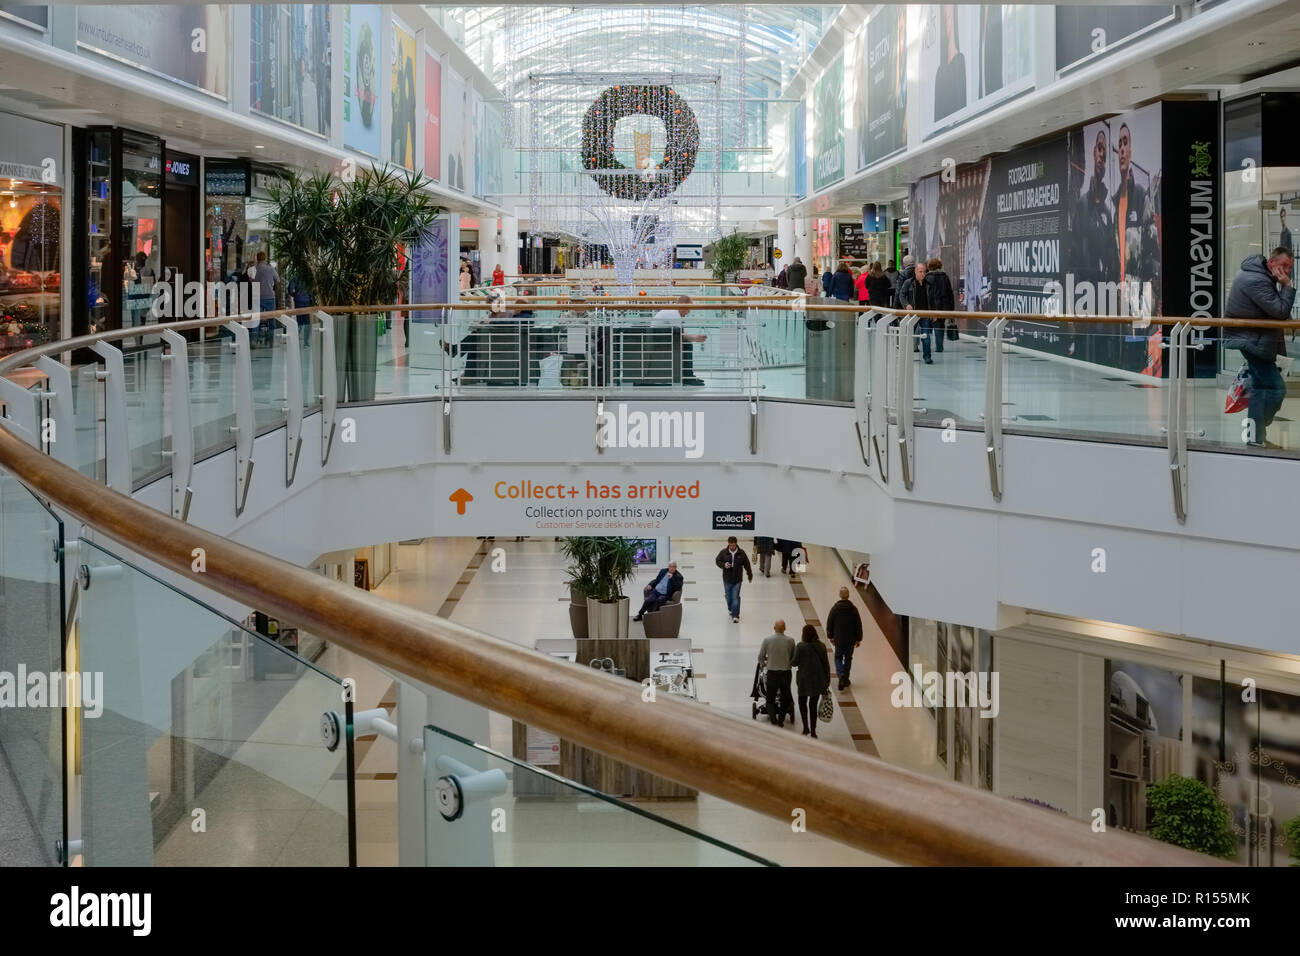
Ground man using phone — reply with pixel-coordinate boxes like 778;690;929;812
1224;246;1296;447
715;536;753;623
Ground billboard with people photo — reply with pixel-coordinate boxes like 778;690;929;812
424;49;442;182
342;4;382;157
390;19;417;170
250;5;331;137
916;4;1034;141
813;54;844;192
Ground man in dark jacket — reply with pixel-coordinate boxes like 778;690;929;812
633;561;684;621
894;254;917;310
829;263;856;302
822;268;834;296
923;257;956;359
1224;248;1296;446
786;257;807;292
715;536;753;622
826;586;863;690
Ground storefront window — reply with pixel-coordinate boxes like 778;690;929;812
0;179;60;354
120;133;163;334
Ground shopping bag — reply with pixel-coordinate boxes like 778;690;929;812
818;689;834;723
1224;363;1250;414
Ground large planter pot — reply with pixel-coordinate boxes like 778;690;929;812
568;585;589;640
586;596;630;640
335;312;380;402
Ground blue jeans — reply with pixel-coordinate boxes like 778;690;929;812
834;643;855;681
1245;353;1286;443
723;580;741;617
918;318;942;359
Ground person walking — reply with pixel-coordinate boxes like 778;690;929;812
1224;247;1296;447
923;256;956;356
884;258;900;297
252;251;279;346
715;535;753;622
822;266;834;297
901;260;931;361
633;561;684;621
758;619;797;727
865;261;893;311
753;535;776;577
791;624;831;737
894;254;917;310
491;264;505;286
826;586;863;690
459;260;473;292
830;262;856;302
786;256;808;294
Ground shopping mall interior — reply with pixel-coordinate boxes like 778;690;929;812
0;2;1298;887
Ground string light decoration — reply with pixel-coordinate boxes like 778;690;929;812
581;85;699;201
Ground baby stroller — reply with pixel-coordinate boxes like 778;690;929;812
750;663;795;725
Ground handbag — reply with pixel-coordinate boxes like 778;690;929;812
947;322;959;342
1224;363;1251;414
818;688;835;723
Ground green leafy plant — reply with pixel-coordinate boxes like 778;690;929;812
266;164;440;309
560;536;636;604
1284;815;1300;866
708;228;751;282
1145;774;1237;859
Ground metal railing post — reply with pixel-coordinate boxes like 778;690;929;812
896;314;919;491
225;320;255;517
91;341;130;494
854;311;875;469
441;307;453;454
277;314;304;487
33;356;74;470
316;311;338;465
871;312;892;483
984;317;1007;501
160;330;194;522
1167;321;1189;523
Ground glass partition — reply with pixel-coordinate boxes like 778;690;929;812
424;723;771;867
123;345;168;487
75;538;353;865
0;468;64;864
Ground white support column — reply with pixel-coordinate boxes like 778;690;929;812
499;214;519;277
795;218;814;279
478;218;500;280
776;217;796;273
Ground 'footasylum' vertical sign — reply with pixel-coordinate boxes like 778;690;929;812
1160;100;1220;377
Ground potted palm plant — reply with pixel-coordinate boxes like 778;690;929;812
561;536;636;639
708;228;751;284
267;165;440;401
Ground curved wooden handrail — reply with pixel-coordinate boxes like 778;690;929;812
0;314;1228;866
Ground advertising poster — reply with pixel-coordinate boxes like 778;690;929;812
481;101;504;197
411;217;449;317
916;4;1034;140
0;4;47;29
1056;5;1175;73
812;54;844;192
390;19;416;170
341;4;381;157
791;100;807;198
1105;660;1184;833
442;66;468;192
909;157;992;311
77;5;229;98
471;87;484;197
250;5;331;137
857;4;907;170
423;49;441;182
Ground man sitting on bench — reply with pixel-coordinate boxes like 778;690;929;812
633;561;684;621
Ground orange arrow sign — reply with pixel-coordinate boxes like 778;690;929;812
449;488;473;515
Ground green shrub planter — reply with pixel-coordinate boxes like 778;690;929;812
1145;774;1237;860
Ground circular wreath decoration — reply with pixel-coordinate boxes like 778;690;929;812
581;85;700;201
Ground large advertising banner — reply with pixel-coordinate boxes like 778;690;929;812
813;54;844;192
411;217;449;313
442;67;471;193
390;19;416;170
471;87;484;197
423;49;441;182
1056;5;1175;73
77;5;229;98
916;4;1033;141
250;5;331;137
481;101;504;197
341;4;381;157
857;5;907;170
908;101;1192;372
791;100;807;199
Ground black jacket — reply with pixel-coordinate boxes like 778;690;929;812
1224;255;1296;363
792;640;831;696
829;269;856;302
786;262;807;291
864;274;893;309
895;272;918;310
715;546;752;584
826;598;863;648
923;269;955;312
753;536;776;555
645;567;684;598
